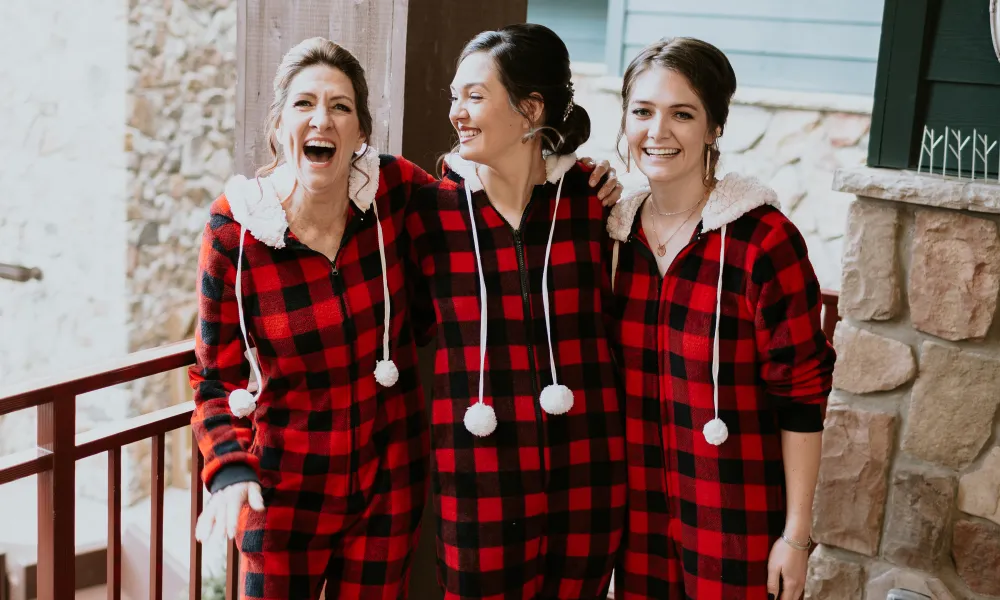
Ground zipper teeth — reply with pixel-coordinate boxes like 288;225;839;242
632;220;701;501
328;214;361;501
480;190;548;476
330;263;359;500
511;209;547;481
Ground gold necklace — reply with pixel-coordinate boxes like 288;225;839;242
650;196;700;218
647;189;709;257
650;206;699;257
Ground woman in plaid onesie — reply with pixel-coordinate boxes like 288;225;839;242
188;38;438;599
606;39;835;600
406;24;627;600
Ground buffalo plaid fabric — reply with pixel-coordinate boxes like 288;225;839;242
608;194;835;599
190;154;435;600
405;161;627;600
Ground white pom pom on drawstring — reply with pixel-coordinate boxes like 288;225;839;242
374;359;399;387
228;388;257;418
540;384;574;415
464;402;497;437
703;418;729;446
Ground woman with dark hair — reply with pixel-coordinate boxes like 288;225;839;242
406;23;626;599
606;38;835;600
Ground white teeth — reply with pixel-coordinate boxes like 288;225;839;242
645;148;679;156
305;140;335;148
459;129;480;140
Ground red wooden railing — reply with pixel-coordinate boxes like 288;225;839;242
820;289;840;341
0;340;238;600
0;291;840;600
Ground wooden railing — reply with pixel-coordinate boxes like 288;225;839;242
0;291;840;600
0;340;238;600
820;288;840;341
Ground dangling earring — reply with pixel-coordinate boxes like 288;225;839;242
704;145;712;184
625;149;631;174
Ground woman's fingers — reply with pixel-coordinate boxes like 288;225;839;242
193;494;218;543
247;482;265;512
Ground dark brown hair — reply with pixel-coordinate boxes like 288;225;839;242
257;37;373;178
618;37;737;183
460;23;590;154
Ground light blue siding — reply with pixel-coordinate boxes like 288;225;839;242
612;0;886;95
527;0;609;63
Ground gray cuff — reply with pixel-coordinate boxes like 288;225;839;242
208;463;259;494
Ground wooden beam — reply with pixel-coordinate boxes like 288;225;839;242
236;0;411;176
401;1;529;173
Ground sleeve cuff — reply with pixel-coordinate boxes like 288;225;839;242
208;463;259;494
776;402;826;432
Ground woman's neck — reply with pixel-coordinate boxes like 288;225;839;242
280;174;351;232
479;140;547;228
647;172;711;215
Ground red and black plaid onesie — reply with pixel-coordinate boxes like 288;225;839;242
606;173;835;599
190;151;436;600
405;154;627;600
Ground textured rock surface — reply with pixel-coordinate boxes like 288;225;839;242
813;405;896;556
958;447;1000;527
834;166;1000;215
832;323;915;393
881;469;955;571
865;567;955;600
125;0;236;500
839;200;900;320
804;545;865;600
805;546;865;600
952;519;1000;596
902;343;1000;470
908;210;1000;341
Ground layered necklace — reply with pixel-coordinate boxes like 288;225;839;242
647;190;708;257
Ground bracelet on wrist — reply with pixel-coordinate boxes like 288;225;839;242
781;533;812;552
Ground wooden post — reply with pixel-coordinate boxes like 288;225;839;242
236;0;410;176
35;394;76;600
401;6;527;599
402;1;529;173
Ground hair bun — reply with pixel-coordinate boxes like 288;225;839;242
554;102;590;155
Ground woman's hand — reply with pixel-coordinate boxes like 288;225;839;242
580;157;623;206
767;535;809;599
194;481;265;542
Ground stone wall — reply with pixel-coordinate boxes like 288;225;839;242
804;167;1000;599
125;0;237;498
572;65;868;291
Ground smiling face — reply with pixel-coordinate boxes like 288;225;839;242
624;66;717;186
449;51;535;166
276;64;366;195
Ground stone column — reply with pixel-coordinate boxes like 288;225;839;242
805;167;1000;600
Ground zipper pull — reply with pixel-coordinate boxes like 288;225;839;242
330;263;345;294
